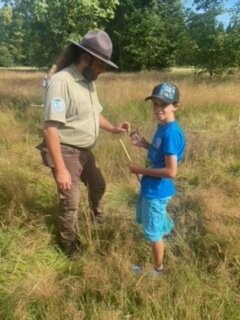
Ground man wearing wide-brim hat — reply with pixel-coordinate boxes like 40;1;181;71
38;30;130;257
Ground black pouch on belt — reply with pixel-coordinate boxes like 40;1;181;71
35;141;55;168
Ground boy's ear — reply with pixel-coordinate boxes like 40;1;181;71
173;102;180;109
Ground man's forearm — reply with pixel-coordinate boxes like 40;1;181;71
99;114;115;132
99;114;130;134
43;126;66;171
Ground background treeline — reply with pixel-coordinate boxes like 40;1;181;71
0;0;240;75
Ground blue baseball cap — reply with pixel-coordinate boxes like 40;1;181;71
145;82;180;104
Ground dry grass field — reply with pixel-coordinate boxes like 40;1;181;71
0;69;240;320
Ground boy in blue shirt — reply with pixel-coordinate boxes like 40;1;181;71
129;82;186;275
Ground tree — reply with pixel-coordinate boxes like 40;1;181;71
226;0;240;69
106;0;185;71
185;0;233;76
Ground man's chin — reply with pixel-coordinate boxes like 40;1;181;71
82;69;97;82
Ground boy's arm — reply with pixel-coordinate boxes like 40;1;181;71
129;155;178;179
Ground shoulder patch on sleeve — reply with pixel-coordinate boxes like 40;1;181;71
51;97;65;112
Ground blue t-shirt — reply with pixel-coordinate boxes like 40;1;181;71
140;121;186;199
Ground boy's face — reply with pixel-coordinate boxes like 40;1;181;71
152;98;177;124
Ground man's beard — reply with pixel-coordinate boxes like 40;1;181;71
82;66;98;82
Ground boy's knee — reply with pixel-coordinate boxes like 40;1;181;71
143;229;161;242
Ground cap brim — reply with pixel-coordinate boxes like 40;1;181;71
144;95;172;104
70;40;118;69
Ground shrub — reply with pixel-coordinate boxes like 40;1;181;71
0;46;14;67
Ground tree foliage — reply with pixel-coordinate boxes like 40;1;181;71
1;0;119;67
106;0;184;71
0;0;239;74
184;0;233;75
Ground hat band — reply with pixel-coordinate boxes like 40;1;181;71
81;42;111;61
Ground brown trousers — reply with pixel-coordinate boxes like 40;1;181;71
40;144;106;245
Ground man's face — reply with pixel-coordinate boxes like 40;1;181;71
82;57;107;82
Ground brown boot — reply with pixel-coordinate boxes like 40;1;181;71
61;239;82;258
91;212;105;224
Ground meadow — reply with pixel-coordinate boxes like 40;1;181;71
0;69;240;320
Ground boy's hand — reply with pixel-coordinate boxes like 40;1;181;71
130;131;148;148
129;163;143;175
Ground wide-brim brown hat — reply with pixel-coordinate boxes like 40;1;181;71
70;30;118;69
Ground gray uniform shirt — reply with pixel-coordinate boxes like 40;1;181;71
43;64;102;148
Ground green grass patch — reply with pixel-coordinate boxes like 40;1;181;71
0;71;240;319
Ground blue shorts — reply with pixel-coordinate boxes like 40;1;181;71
136;194;174;242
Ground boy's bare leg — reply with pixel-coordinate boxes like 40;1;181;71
152;239;164;270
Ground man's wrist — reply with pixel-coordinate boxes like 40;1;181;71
110;126;117;134
55;163;67;173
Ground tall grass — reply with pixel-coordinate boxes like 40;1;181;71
0;69;240;319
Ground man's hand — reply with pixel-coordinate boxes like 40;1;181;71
55;168;72;191
99;115;131;135
112;121;131;134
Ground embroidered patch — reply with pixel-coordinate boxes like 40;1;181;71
51;97;65;112
159;83;175;100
